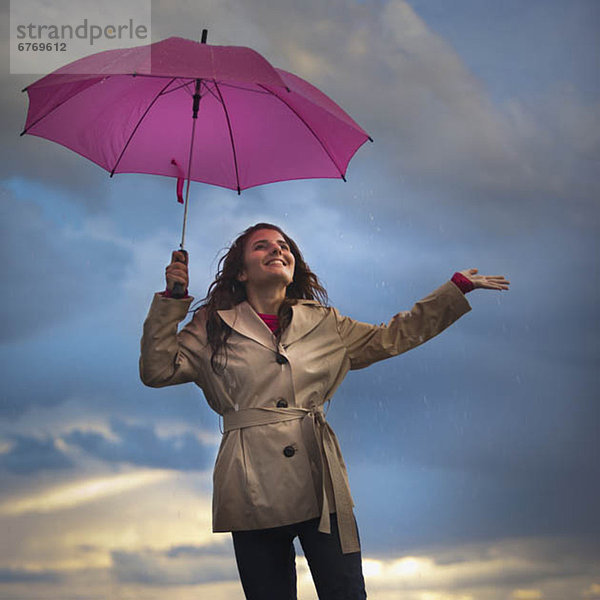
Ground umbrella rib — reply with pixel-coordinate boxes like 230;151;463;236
200;80;222;104
110;77;177;176
257;84;346;180
213;80;241;194
217;81;272;95
160;79;195;96
21;76;106;135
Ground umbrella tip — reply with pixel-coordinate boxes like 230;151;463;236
201;29;208;44
237;186;241;195
19;129;26;136
368;136;374;142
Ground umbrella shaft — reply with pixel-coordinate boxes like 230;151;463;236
180;175;192;250
180;79;202;250
192;79;201;119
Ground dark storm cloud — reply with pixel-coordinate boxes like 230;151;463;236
0;186;130;343
166;544;233;558
1;107;110;209
0;5;110;207
0;434;73;474
111;546;237;586
0;323;211;421
65;417;216;471
325;293;599;550
0;568;62;583
353;457;600;553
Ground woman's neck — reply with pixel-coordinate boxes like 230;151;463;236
245;284;287;315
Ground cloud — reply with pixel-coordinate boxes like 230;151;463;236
0;567;62;583
583;583;600;600
0;184;130;343
361;536;600;599
351;454;600;553
64;417;218;471
166;543;233;558
2;533;597;599
0;469;174;515
111;545;238;586
0;3;110;207
0;434;73;474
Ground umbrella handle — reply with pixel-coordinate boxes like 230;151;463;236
171;249;189;299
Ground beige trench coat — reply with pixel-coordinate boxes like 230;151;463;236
140;280;471;553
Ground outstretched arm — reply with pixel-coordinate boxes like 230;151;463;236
336;268;510;370
335;280;472;370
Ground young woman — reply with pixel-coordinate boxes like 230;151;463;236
140;223;509;600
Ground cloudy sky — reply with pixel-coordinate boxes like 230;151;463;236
1;0;599;599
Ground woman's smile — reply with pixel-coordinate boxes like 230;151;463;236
265;257;287;266
239;228;296;287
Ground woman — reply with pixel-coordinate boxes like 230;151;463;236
140;223;509;600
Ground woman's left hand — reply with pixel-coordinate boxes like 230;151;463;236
460;268;510;290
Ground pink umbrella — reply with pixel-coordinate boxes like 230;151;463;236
21;33;371;293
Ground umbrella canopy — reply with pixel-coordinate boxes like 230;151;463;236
22;36;371;193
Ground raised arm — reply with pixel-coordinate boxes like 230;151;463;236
139;252;207;388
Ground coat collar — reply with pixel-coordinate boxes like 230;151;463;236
284;300;327;346
217;301;273;350
217;300;327;350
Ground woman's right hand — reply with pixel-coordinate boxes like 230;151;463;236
165;250;189;293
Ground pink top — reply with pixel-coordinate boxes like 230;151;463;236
258;313;280;333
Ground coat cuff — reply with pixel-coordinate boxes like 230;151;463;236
438;279;472;316
162;288;190;299
149;291;194;320
451;272;475;294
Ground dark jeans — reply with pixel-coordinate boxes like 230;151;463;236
232;513;367;600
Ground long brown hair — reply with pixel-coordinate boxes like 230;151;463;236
199;223;328;373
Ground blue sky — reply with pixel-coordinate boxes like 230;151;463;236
1;1;599;599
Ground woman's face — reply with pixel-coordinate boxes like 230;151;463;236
238;228;295;288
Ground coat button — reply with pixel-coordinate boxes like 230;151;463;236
283;445;295;458
275;352;288;365
276;399;288;408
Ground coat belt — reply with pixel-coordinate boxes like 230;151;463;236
222;406;360;554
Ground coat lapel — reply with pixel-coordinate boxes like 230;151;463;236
217;301;275;350
217;300;328;349
281;300;328;346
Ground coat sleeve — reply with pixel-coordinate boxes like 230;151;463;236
333;281;472;370
139;293;208;388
